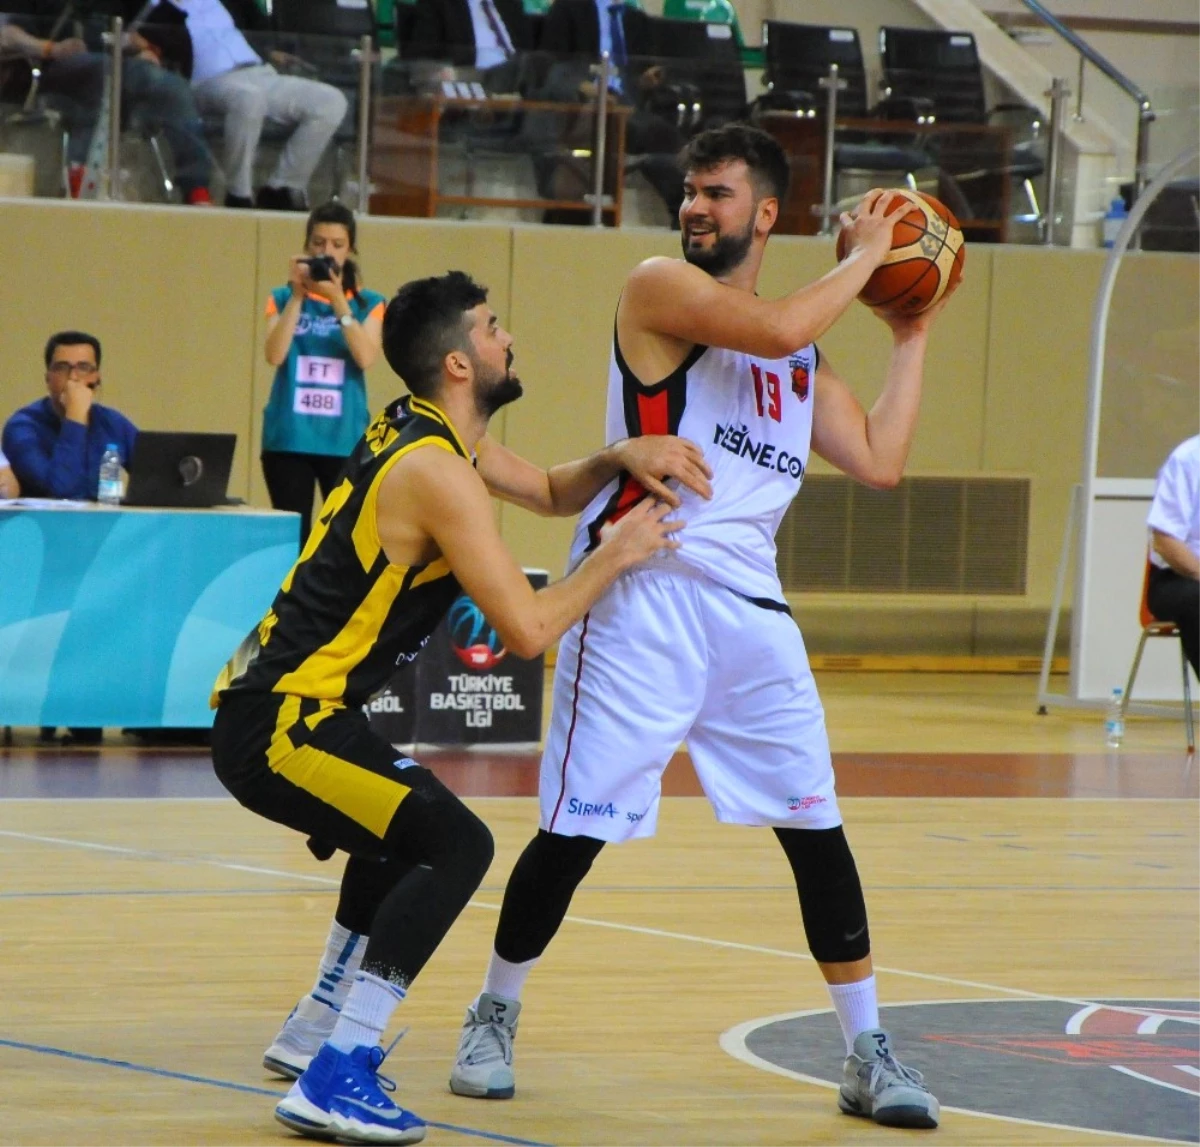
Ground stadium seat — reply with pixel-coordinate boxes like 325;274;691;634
878;26;1045;229
761;21;932;202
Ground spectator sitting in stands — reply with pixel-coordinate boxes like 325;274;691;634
406;0;534;95
530;0;684;225
1;331;137;501
0;18;214;203
0;450;19;499
137;0;348;210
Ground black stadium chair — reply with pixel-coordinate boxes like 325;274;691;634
650;16;747;133
878;26;1046;230
760;21;932;199
269;0;374;195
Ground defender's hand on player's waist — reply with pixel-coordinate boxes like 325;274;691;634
613;435;713;507
597;497;684;566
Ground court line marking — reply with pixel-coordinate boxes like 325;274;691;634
1110;1065;1199;1098
720;1001;1198;1146
1;828;1197;1023
0;1037;552;1147
2;883;1198;901
0;887;331;900
1;883;1197;901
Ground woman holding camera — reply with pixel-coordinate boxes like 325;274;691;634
262;201;385;542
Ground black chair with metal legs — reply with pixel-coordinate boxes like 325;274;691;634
878;26;1046;231
1122;557;1196;754
760;21;934;212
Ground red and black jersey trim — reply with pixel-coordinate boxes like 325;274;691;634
583;333;707;551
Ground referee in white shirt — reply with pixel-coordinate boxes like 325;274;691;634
1147;433;1200;674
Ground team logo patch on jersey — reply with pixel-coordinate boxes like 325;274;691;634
787;795;826;811
448;595;508;670
788;355;810;402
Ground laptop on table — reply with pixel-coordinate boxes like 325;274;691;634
122;431;237;509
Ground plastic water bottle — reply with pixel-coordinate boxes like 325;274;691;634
1101;196;1128;248
97;443;123;506
1104;686;1125;749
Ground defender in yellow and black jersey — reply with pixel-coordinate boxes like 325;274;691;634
213;394;466;709
208;270;702;1144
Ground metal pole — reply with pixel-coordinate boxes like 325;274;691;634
105;16;123;200
1036;482;1080;713
1074;54;1085;120
818;62;840;236
1042;76;1069;245
590;52;610;227
1133;104;1153;202
1067;145;1198;703
356;34;372;214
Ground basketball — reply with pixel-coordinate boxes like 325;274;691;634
835;189;966;316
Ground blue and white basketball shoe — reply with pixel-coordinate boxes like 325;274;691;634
275;1040;426;1144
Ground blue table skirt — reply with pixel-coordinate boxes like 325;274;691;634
0;507;298;728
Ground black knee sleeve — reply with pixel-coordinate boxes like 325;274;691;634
356;768;494;986
336;854;416;936
774;825;870;964
494;830;605;964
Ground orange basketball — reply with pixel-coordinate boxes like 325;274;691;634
835;190;966;316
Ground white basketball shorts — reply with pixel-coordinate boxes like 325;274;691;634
539;565;842;842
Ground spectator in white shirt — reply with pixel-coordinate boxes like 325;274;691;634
1147;433;1199;675
142;0;348;209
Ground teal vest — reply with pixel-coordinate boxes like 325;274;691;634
262;286;386;456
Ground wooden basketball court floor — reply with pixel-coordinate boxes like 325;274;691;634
0;673;1196;1146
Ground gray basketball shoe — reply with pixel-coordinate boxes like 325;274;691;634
263;996;339;1080
448;993;521;1099
838;1028;940;1128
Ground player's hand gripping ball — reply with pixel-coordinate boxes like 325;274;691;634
836;189;966;316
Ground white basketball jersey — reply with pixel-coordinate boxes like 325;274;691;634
567;333;819;602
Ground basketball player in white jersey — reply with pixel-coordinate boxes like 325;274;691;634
449;124;950;1129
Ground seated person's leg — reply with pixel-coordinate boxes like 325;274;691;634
626;109;684;220
193;69;269;206
121;58;213;200
258;72;349;209
39;54;106;182
1148;567;1200;675
525;109;595;226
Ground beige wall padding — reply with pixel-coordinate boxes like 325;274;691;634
2;200;1195;653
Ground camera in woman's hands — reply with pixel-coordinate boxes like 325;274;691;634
301;255;338;281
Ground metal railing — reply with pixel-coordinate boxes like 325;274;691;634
1019;0;1155;200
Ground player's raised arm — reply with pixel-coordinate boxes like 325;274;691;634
811;288;952;489
620;192;906;360
381;447;681;658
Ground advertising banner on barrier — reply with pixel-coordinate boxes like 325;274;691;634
365;570;547;747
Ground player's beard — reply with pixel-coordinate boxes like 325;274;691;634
682;215;754;276
474;348;523;417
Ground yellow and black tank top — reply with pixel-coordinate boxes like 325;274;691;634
213;396;466;707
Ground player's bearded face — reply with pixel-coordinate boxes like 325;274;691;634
474;345;523;416
682;210;755;276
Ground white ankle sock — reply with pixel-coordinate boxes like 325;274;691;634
308;919;366;1011
328;971;405;1052
479;950;538;1003
826;975;880;1055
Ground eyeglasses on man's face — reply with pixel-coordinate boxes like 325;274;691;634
47;362;99;377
